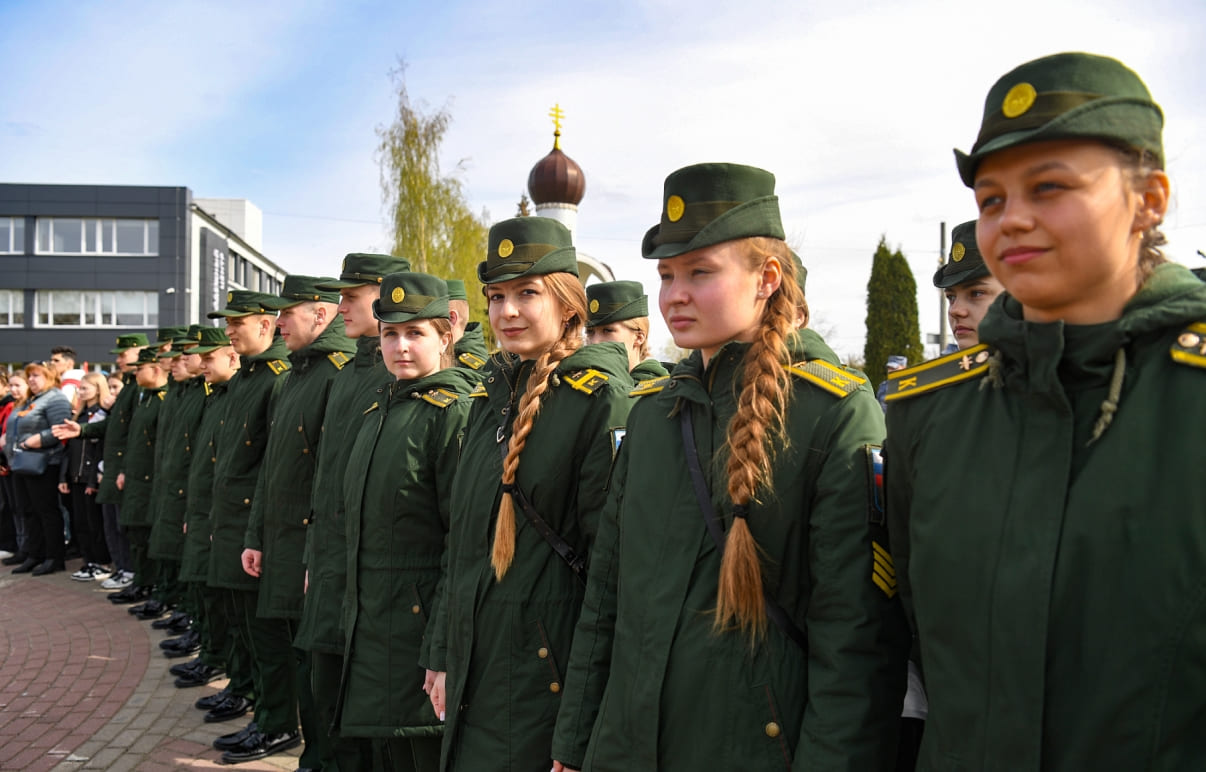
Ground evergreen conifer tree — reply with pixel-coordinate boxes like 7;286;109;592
863;236;923;389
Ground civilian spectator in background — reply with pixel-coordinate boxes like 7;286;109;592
106;373;124;404
6;362;72;575
1;373;31;566
877;355;908;411
50;346;85;406
61;372;112;580
0;372;16;558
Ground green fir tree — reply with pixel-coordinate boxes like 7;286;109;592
863;236;923;390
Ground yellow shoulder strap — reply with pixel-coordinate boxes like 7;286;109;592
1171;322;1206;370
629;375;671;397
885;344;992;403
563;368;609;395
784;359;865;398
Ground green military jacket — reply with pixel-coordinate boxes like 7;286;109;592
552;331;909;771
428;342;633;772
885;263;1206;771
629;358;668;383
118;385;166;528
81;371;137;505
207;336;291;591
245;317;354;619
295;335;388;654
180;379;230;583
454;322;489;373
149;376;207;562
338;366;476;738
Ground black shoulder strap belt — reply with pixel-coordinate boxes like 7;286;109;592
679;403;808;651
498;442;586;585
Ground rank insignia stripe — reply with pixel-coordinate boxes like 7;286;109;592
420;388;459;408
363;401;379;414
1170;322;1206;370
629;375;670;397
564;368;609;395
885;344;993;402
266;359;291;375
458;352;486;370
469;383;488;399
871;540;897;598
785;359;864;398
328;352;350;370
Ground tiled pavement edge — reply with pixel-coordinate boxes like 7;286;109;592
1;564;300;771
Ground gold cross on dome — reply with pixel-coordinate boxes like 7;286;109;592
549;104;565;148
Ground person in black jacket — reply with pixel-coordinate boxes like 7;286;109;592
61;372;112;580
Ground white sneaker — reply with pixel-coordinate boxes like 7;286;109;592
100;571;130;590
91;565;113;579
0;550;13;560
116;570;135;587
71;564;97;581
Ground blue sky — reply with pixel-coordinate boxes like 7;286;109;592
4;0;1205;358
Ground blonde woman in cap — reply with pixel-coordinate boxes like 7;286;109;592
585;280;668;383
424;216;634;771
551;163;908;771
338;272;475;771
935;220;1004;350
885;53;1206;769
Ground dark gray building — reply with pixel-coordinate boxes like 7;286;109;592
0;184;288;368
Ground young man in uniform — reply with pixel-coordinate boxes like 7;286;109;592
296;254;410;770
446;278;489;373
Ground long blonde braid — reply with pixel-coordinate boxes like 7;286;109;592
491;273;587;580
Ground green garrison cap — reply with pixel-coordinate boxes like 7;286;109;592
955;52;1164;187
189;326;233;355
317;254;413;290
373;271;450;324
586;281;648;327
478;217;578;283
156;326;188;344
642;163;784;259
446;279;468;301
261;275;342;310
135;348;162;365
790;249;808;295
109;333;149;355
207;290;278;319
933;220;990;288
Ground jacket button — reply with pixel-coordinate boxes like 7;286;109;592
764;722;781;738
411;604;421;614
297;426;303;432
185;446;190;452
302;448;309;454
537;647;548;659
302;518;310;525
144;475;150;480
243;498;250;505
245;440;252;446
549;682;560;694
178;489;184;494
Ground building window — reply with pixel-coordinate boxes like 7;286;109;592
0;218;25;253
0;291;24;326
34;290;157;328
35;218;159;256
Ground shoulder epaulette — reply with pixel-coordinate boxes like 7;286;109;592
785;359;865;398
328;352;351;370
885;344;993;403
629;375;670;397
458;352;486;370
266;359;290;375
363;401;379;415
1171;322;1206;370
420;388;459;408
563;368;609;395
469;383;488;399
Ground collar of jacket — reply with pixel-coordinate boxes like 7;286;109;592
980;262;1206;393
353;334;382;369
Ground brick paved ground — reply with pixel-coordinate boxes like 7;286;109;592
0;564;301;771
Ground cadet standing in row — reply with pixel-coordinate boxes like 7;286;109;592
885;52;1206;769
584;280;668;383
296;253;412;770
934;220;1004;350
206;291;294;763
240;276;353;769
551;163;908;771
145;327;206;623
339;272;476;770
446;278;490;373
425;217;634;771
